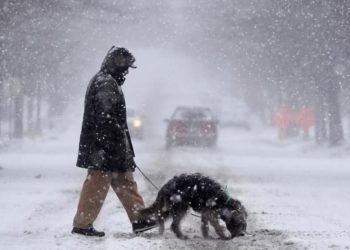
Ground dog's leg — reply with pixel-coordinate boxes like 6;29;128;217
209;216;230;240
158;211;168;235
158;218;165;235
170;210;188;240
154;197;169;235
201;212;210;238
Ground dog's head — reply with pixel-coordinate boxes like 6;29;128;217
220;198;247;238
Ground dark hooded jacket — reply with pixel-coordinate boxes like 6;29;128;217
76;48;135;172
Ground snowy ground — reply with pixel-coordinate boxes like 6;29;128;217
0;123;350;250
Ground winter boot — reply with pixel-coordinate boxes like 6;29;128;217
72;227;105;237
132;219;157;234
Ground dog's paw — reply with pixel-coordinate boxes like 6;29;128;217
178;235;189;240
204;235;216;240
219;236;231;240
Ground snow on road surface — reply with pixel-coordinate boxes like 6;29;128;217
0;125;349;250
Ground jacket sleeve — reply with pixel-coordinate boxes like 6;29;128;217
93;80;126;156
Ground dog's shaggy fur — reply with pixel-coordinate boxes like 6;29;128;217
140;173;247;240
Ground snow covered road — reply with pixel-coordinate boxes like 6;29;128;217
0;127;349;249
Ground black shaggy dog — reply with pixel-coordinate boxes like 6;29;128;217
140;173;247;240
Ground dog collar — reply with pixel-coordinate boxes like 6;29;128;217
220;185;232;203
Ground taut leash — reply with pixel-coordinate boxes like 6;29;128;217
135;164;160;191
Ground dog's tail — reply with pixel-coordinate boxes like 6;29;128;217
139;202;157;217
139;196;166;217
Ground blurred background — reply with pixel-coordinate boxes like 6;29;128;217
1;1;350;249
0;0;349;147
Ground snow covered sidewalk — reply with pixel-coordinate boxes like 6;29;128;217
0;126;349;249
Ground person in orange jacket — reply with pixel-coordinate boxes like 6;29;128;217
295;106;315;140
272;107;293;139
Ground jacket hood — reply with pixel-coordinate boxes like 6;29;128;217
100;46;136;76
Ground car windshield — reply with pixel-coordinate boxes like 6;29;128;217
173;108;213;120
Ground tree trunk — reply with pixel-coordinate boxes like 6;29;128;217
0;79;3;137
314;92;327;144
13;91;24;139
27;96;34;135
35;81;42;134
8;94;13;138
327;86;343;146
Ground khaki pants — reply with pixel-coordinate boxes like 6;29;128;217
73;169;145;229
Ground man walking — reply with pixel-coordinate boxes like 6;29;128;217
72;46;155;237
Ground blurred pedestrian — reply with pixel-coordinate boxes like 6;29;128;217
272;106;293;139
295;106;315;140
72;46;155;237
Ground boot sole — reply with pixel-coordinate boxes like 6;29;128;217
133;225;157;234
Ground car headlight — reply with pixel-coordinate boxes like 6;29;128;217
133;119;142;128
